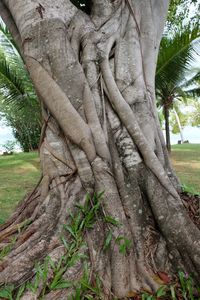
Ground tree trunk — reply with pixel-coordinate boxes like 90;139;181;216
173;108;184;144
0;0;200;299
163;106;171;152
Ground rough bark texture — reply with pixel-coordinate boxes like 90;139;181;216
0;0;200;299
163;106;171;152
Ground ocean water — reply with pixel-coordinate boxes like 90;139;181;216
164;126;200;145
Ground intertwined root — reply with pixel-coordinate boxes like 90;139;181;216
0;157;199;299
1;1;200;298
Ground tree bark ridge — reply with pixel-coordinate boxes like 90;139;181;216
1;0;200;298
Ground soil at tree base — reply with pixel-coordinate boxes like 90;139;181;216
180;192;200;229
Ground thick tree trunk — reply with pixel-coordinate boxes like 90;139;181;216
0;0;200;299
163;106;171;152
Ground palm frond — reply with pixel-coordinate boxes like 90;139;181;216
0;18;20;54
0;26;38;108
0;56;25;93
156;24;200;92
180;70;200;88
0;55;32;107
184;87;200;97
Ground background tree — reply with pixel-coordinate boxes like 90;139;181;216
1;1;200;299
156;25;200;151
0;20;41;151
167;0;200;29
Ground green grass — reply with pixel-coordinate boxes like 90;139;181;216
0;152;40;224
0;144;199;224
171;143;200;194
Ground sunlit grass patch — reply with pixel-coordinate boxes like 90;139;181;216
0;152;40;224
171;144;200;193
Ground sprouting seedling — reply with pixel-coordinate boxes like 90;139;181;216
115;236;132;255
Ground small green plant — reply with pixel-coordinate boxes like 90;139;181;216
0;244;13;261
156;285;167;298
26;192;104;299
178;270;195;300
140;270;199;300
0;285;14;300
104;215;121;226
103;230;113;250
141;293;156;300
170;285;176;300
0;193;105;299
7;193;200;300
69;263;103;300
15;284;26;300
181;184;200;196
0;237;17;261
116;236;132;255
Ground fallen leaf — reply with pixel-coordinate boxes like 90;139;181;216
153;275;165;284
157;271;171;284
126;290;137;297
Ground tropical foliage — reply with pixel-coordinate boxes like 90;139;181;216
156;24;200;151
167;0;200;29
188;98;200;128
0;19;41;152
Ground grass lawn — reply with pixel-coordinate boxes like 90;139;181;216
0;152;40;224
0;144;199;224
171;143;200;194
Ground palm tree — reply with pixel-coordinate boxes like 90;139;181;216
156;25;200;152
0;19;41;151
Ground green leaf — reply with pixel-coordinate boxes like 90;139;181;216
104;215;121;226
186;277;194;300
72;287;81;300
96;191;105;199
67;253;87;268
50;267;66;289
16;284;26;300
51;280;73;290
116;236;132;255
178;270;186;293
103;231;113;250
84;295;94;300
73;211;82;232
75;204;85;214
0;290;12;300
0;285;14;300
64;224;77;239
170;285;177;300
80;279;99;294
156;285;167;297
60;236;69;250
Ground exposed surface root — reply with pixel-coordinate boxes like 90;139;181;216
0;0;200;298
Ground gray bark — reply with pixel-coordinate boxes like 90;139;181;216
0;0;200;298
164;105;171;152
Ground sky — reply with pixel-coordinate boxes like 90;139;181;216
0;119;14;143
0;119;20;153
